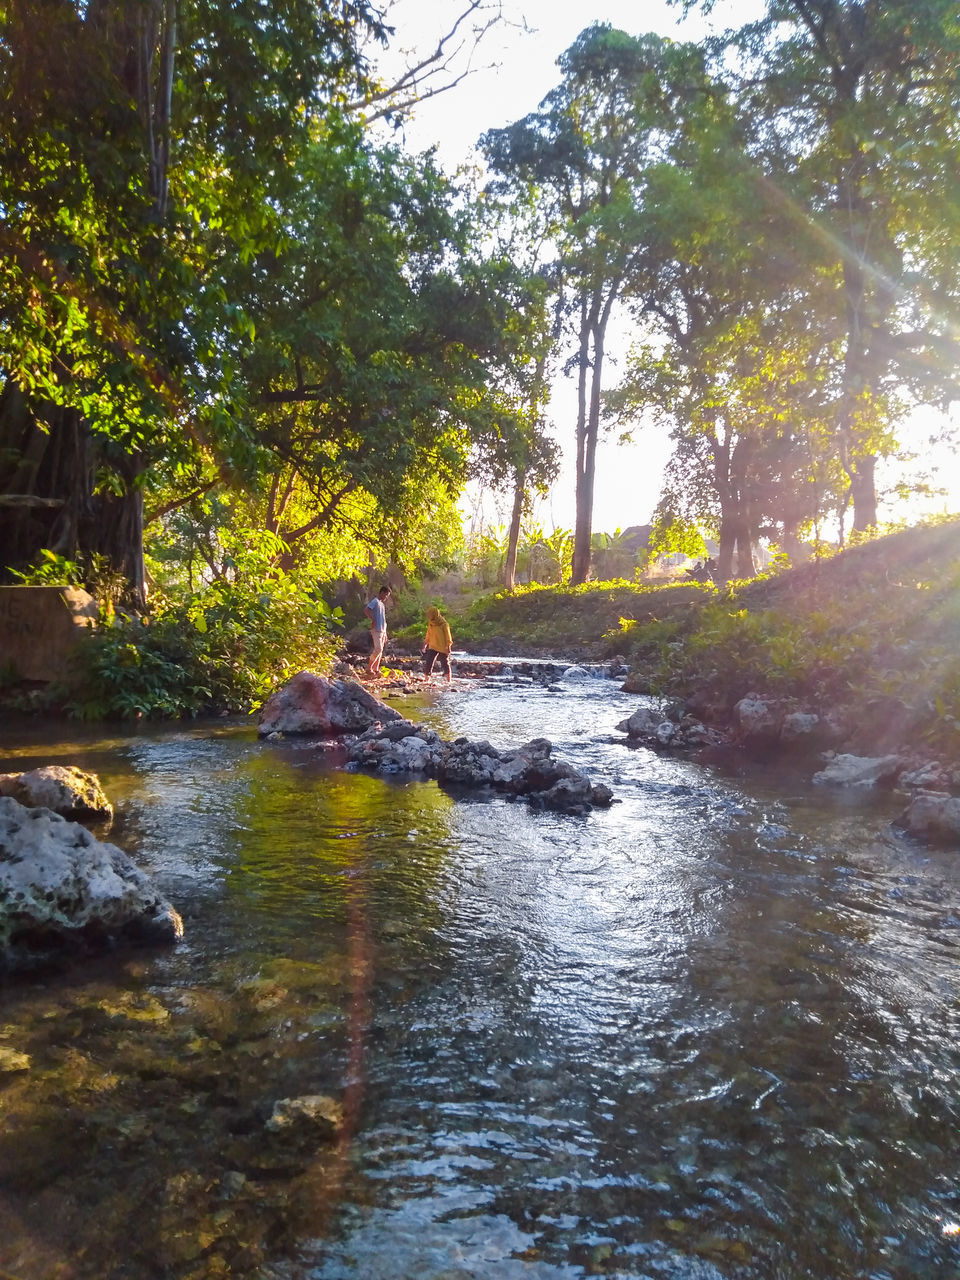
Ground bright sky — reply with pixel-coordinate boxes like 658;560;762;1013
372;0;959;536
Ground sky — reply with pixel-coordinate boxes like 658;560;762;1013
369;0;959;537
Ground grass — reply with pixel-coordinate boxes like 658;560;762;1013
444;519;960;758
443;577;715;654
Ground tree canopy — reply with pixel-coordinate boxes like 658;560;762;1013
4;0;960;616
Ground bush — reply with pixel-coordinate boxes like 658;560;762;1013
60;578;340;720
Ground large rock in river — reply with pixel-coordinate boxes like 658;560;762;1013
0;796;183;960
258;671;403;736
0;765;113;820
893;791;960;846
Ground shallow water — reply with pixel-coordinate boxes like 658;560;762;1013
2;675;960;1279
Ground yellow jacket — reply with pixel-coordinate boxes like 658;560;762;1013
425;609;452;652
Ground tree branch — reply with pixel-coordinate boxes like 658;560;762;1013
348;0;510;124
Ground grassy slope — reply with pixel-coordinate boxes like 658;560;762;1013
451;519;960;757
440;578;715;656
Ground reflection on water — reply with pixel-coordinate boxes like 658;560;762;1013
2;678;960;1279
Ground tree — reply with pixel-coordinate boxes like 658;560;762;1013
599;38;839;579
460;201;561;593
217;123;557;587
720;0;960;532
0;0;382;603
484;25;703;584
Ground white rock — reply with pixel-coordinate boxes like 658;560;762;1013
0;796;182;953
812;753;901;788
0;765;112;819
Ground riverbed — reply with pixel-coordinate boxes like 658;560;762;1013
2;671;960;1279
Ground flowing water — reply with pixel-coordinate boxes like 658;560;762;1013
2;672;960;1280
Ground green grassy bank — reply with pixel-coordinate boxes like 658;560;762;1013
449;519;960;758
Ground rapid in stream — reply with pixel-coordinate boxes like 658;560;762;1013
2;668;960;1279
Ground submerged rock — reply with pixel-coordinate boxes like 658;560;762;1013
0;1046;30;1073
812;753;901;788
258;671;403;736
0;796;183;962
0;765;113;820
266;1094;343;1136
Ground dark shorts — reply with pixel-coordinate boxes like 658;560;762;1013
423;648;450;676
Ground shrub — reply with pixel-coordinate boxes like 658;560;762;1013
60;578;340;720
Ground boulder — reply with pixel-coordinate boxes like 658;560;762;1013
258;671;403;736
0;796;182;960
529;776;595;814
616;707;670;739
0;585;98;682
734;693;784;743
812;753;901;788
615;705;722;751
893;791;960;846
0;765;113;820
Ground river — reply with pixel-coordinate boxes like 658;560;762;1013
2;670;960;1279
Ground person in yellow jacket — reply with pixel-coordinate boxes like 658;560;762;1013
422;606;453;684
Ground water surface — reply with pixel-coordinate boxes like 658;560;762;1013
1;674;959;1279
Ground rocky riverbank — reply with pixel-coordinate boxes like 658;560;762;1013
612;683;960;847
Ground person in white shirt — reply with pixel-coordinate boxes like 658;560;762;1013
364;585;391;677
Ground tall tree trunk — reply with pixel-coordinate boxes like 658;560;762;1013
734;524;756;578
503;471;525;592
848;454;877;531
0;382;146;606
0;388;88;577
731;435;757;578
716;516;736;583
837;130;887;535
81;447;147;607
571;299;591;585
572;297;613;585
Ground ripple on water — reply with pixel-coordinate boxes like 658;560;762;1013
3;687;960;1279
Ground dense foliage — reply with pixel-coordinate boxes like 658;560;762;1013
487;3;960;579
4;1;960;718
